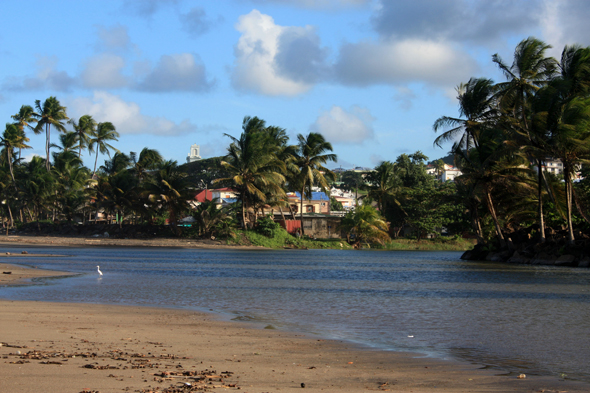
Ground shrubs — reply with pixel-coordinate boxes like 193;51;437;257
255;215;281;237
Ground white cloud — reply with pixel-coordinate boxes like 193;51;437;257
136;53;213;92
334;38;478;87
69;92;196;136
231;10;322;96
310;106;374;144
81;54;128;89
2;55;76;92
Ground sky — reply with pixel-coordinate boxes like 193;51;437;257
1;0;589;170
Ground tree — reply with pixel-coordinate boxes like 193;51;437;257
434;77;497;152
11;105;37;160
341;204;389;246
88;122;119;175
1;123;31;186
144;160;193;233
130;148;163;183
216;116;286;228
493;37;558;242
365;160;401;217
33;97;69;171
69;115;97;158
292;132;337;235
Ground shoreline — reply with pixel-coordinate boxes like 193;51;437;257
1;262;589;392
0;234;259;250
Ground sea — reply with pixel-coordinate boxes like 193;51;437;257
1;245;589;382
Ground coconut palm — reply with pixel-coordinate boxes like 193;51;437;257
216;116;286;228
291;132;337;235
88;122;119;175
341;204;389;247
144;160;193;233
11;105;37;160
434;77;497;152
1;123;32;186
69;115;97;158
130;147;163;183
493;37;558;242
33;97;69;171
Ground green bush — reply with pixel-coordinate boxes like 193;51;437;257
255;216;280;237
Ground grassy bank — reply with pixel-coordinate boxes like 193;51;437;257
228;228;475;251
382;237;476;251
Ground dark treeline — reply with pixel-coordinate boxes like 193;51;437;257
433;37;590;248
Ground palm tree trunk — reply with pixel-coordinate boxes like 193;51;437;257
278;205;287;222
300;187;305;236
241;197;246;229
484;189;505;248
537;160;545;242
564;165;575;244
46;124;51;171
93;151;99;175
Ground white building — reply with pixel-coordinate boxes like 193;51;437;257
187;144;201;163
427;163;462;182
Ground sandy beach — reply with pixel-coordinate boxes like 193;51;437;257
1;244;590;392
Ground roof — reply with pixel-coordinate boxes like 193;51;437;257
289;192;330;201
195;188;237;202
195;189;213;202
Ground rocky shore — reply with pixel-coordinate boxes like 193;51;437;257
461;226;590;267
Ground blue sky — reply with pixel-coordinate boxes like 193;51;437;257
1;0;588;170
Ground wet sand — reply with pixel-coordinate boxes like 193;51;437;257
1;257;589;392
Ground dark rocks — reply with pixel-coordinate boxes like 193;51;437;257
507;251;530;264
555;254;576;266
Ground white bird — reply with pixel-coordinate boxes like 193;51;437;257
97;265;103;276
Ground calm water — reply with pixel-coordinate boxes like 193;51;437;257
1;245;589;381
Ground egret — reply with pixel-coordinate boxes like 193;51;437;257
97;265;103;276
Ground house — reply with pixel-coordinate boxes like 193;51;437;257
194;188;238;208
286;191;331;215
427;163;462;182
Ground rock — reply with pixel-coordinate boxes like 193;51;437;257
577;257;590;268
517;373;526;379
21;251;28;254
507;251;530;264
103;232;110;238
555;254;576;266
490;251;512;262
531;252;556;265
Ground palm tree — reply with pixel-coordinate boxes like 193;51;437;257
33;97;69;171
215;116;286;228
88;122;119;175
341;204;389;247
365;160;401;216
292;132;337;235
144;160;193;234
11;105;37;160
493;37;558;242
434;77;497;152
130;147;163;183
51;131;82;172
1;123;32;186
69;115;97;158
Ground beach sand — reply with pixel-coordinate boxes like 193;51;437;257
1;246;589;392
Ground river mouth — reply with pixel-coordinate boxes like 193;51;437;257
1;246;589;382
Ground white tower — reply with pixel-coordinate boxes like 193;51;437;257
187;144;201;163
